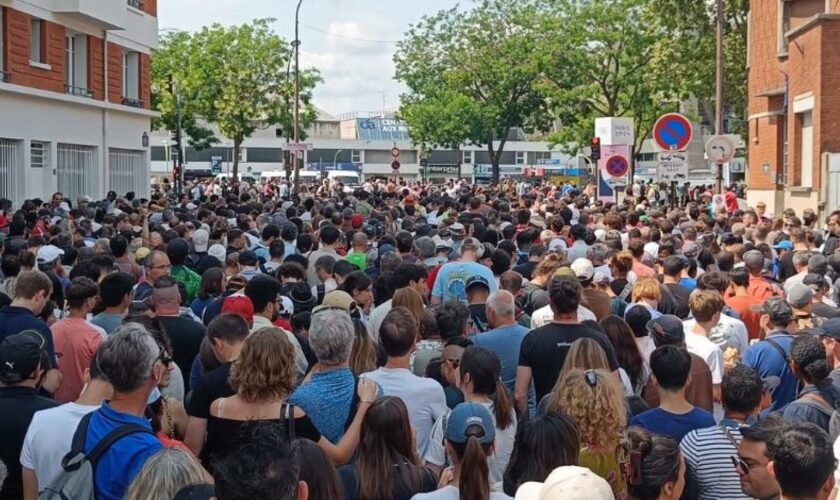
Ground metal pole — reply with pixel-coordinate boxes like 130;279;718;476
714;0;725;194
333;149;342;169
292;0;303;194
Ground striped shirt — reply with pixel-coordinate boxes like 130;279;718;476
680;424;750;500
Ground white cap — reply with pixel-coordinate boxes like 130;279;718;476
36;245;64;264
515;466;613;500
570;258;595;281
208;244;227;263
193;228;210;253
643;242;660;258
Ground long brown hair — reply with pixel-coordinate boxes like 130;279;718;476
459;346;514;430
391;287;424;323
450;434;492;500
356;397;429;500
229;327;295;402
349;319;378;376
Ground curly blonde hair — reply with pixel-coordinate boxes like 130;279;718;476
547;368;625;449
229;327;296;402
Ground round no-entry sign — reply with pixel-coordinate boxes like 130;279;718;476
653;113;693;152
390;147;400;158
391;160;401;171
605;155;629;178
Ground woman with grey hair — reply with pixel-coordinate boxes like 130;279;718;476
290;309;362;443
124;448;209;500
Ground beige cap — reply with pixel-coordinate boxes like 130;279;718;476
514;466;613;500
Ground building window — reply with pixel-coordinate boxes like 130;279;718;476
30;141;49;169
122;51;139;99
462;150;473;165
515;151;526;165
127;0;143;9
65;34;89;96
351;150;361;163
30;18;45;63
237;148;247;163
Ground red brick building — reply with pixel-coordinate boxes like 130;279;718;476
0;0;158;203
747;0;840;217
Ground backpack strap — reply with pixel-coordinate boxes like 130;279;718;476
281;402;296;441
793;393;835;418
344;376;361;431
762;337;789;363
63;414;153;471
64;412;95;470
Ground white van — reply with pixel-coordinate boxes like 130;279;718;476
328;170;361;188
260;170;287;182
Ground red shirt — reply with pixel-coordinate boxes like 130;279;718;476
51;318;104;403
725;295;764;341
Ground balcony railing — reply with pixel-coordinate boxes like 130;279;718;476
121;97;145;108
65;84;93;98
127;0;143;9
0;71;11;83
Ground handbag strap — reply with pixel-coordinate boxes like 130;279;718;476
281;402;296;441
762;337;789;363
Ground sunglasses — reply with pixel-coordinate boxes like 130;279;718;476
445;358;460;369
157;345;173;367
730;455;754;475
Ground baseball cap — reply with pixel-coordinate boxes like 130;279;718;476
570;258;595;281
135;247;151;262
221;295;255;325
514;466;613;500
449;223;466;234
208;244;227;263
772;240;794;250
681;242;700;259
0;331;46;383
751;297;794;325
465;276;491;292
351;214;364;227
192;229;209;253
786;283;814;308
167;238;190;261
433;235;453;250
445;402;495;445
313;290;355;314
278;296;294;317
646;314;685;346
762;375;781;393
461;237;484;258
36;245;64;264
592;272;610;286
818;318;840;340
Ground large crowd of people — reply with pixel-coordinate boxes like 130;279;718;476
0;175;839;500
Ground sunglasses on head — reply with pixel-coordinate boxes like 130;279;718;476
157;345;173;367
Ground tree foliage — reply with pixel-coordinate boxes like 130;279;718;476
394;0;551;182
151;19;321;177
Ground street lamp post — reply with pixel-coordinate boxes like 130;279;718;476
714;0;725;194
292;0;303;194
333;150;343;171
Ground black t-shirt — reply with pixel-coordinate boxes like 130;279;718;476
188;363;235;420
0;387;59;499
469;303;490;333
663;283;692;319
512;261;538;280
519;323;620;402
780;252;797;282
338;462;438;500
157;315;206;392
519;283;549;316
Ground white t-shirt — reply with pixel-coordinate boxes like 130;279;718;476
684;316;749;357
362;367;447;456
412;484;512;500
20;402;100;490
424;402;517;484
530;304;596;329
367;299;393;341
683;330;725;385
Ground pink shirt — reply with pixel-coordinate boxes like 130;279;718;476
51;318;104;403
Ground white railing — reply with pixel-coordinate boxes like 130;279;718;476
57;143;96;203
0;139;21;203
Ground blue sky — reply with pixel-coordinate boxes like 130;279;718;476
158;0;457;115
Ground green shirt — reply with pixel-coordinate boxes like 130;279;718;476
170;266;202;304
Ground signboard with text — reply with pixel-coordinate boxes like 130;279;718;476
597;145;631;202
595;117;635;146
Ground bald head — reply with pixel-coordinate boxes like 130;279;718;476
486;290;516;329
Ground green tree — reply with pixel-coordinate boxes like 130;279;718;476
151;30;217;154
539;0;692;167
152;19;321;179
395;0;551;183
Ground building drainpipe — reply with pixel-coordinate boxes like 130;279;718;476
102;30;109;196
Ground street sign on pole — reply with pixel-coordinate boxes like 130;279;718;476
210;156;223;175
390;147;400;158
285;143;313;152
653;113;693;152
705;135;737;164
391;160;401;171
657;157;689;182
596;145;631;202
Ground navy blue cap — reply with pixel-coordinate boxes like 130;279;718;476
819;318;840;340
465;276;490;292
445;402;495;445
